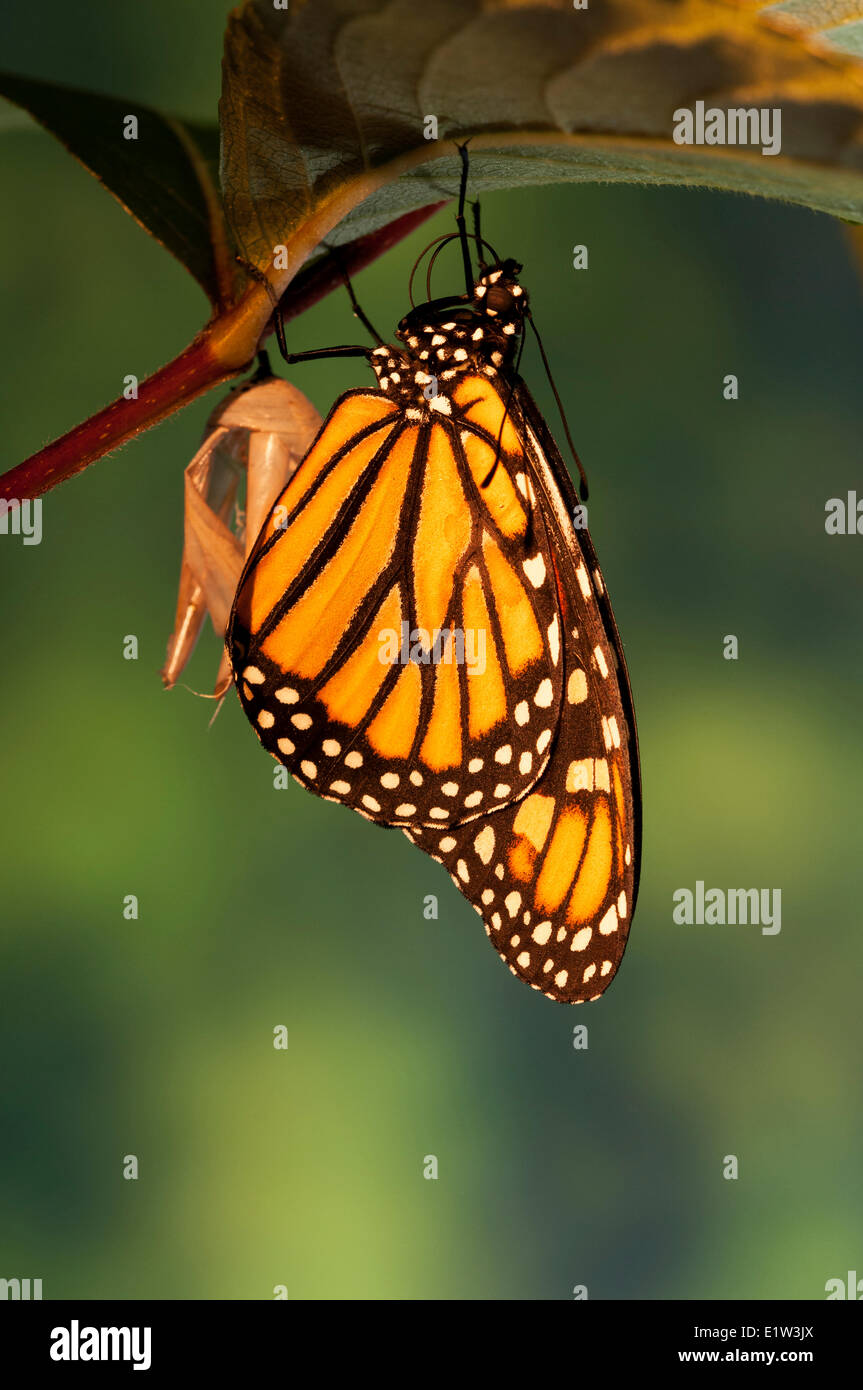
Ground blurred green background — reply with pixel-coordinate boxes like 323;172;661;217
2;0;862;1301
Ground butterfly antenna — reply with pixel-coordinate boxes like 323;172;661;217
408;233;455;308
455;141;474;296
425;235;466;302
526;308;590;501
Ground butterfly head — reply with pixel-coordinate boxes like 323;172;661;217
382;258;527;413
472;258;527;324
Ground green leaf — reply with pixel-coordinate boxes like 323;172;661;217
220;0;863;276
0;71;231;306
760;1;863;57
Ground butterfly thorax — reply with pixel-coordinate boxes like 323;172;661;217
369;259;527;417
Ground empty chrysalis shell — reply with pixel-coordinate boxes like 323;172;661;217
162;372;322;696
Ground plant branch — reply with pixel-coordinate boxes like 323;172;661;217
0;202;443;502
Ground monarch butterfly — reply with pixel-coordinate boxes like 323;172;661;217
228;158;641;1003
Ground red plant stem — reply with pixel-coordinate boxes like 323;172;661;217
284;205;444;323
0;202;443;501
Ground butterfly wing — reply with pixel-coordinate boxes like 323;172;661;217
228;379;565;827
406;377;641;1003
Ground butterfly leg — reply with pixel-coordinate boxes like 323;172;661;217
333;247;386;346
235;257;293;362
237;256;374;367
277;345;373;365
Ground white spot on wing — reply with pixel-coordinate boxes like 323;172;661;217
523;554;546;588
534;679;553;708
568;669;588;704
474;826;495;864
594;759;611;792
567;759;593;793
548;616;560;666
599;905;619;935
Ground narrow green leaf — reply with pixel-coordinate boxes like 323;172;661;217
0;71;231;306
